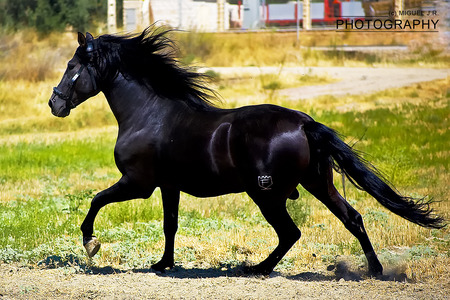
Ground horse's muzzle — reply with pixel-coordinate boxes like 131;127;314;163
49;93;71;118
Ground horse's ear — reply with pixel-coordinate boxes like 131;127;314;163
86;32;94;41
78;32;86;47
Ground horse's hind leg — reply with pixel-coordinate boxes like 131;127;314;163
300;165;383;276
152;188;180;271
247;193;301;275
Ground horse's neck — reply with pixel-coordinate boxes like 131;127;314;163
103;74;169;128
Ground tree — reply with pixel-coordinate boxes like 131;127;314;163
0;0;107;32
0;0;38;29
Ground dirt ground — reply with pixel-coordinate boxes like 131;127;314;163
1;262;449;299
209;66;449;100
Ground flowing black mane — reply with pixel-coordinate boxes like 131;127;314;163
91;27;218;110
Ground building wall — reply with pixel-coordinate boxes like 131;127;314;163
123;0;144;32
148;0;233;32
121;0;239;32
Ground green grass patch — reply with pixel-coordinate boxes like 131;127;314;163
0;139;115;183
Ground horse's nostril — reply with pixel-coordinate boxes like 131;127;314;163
48;95;55;108
49;93;57;108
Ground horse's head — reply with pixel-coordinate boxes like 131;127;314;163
49;32;100;117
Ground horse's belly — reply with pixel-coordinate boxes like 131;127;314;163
178;172;245;198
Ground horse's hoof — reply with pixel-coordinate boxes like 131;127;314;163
244;265;272;276
368;262;383;277
83;236;101;258
151;260;174;272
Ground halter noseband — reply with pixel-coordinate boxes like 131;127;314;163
52;41;98;109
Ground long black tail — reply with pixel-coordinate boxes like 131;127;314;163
303;121;445;229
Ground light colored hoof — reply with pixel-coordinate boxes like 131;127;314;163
83;236;101;258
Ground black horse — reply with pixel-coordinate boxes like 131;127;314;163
49;28;444;276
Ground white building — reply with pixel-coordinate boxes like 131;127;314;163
122;0;242;32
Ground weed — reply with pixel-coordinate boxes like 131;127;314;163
204;69;221;81
262;80;282;91
64;190;95;213
176;246;197;262
363;209;389;227
407;245;437;260
287;198;311;227
276;256;296;271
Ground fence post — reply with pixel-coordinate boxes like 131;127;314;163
303;0;311;30
394;0;402;20
107;0;117;33
217;0;225;32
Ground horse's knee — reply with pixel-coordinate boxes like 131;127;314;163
89;193;102;209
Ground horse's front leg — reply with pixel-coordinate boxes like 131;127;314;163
80;176;153;257
151;188;180;271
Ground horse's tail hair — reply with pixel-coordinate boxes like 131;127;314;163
303;121;446;229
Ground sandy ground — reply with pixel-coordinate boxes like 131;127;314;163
1;263;449;300
2;66;449;299
209;66;449;100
